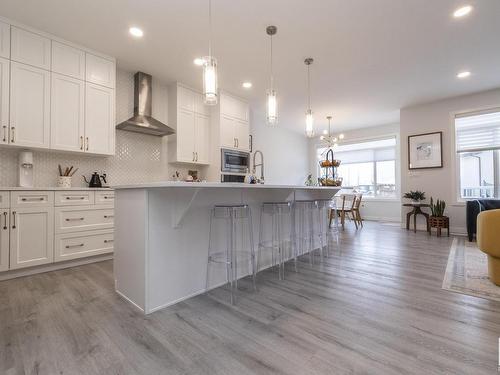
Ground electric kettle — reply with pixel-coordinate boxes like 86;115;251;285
83;172;107;188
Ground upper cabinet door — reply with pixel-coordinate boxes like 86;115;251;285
195;113;210;164
178;86;195;112
235;119;250;151
0;57;9;145
51;41;85;80
85;83;115;155
86;53;115;88
0;21;10;59
194;92;210;116
220;94;248;121
10;62;50;148
51;73;85;152
176;109;196;162
220;115;236;149
11;27;51;70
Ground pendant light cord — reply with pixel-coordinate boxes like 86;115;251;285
270;34;274;89
208;0;212;57
307;64;311;110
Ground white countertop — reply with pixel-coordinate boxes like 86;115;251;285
0;187;113;191
113;181;340;190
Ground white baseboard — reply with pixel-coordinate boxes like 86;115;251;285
115;289;145;313
0;254;113;281
362;216;401;223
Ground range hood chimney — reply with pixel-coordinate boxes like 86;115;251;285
116;72;175;136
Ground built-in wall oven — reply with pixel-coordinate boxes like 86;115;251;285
221;148;250;182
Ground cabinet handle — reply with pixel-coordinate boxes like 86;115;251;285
103;196;113;200
195;152;198;162
236;138;239;148
12;211;16;229
86;137;89;151
11;127;15;143
80;136;84;150
66;196;85;200
104;215;114;219
2;212;6;230
21;197;44;202
65;243;84;249
65;217;84;221
104;239;114;244
2;126;6;142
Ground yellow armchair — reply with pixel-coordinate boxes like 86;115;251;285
477;209;500;286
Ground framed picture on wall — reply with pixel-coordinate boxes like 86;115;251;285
408;131;443;170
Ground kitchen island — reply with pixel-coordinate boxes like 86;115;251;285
113;182;340;314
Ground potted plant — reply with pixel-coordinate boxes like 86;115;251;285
429;197;449;237
403;190;426;204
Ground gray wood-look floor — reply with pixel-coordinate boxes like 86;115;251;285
1;222;500;375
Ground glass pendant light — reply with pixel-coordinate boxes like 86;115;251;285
203;0;218;105
266;26;278;125
305;58;314;137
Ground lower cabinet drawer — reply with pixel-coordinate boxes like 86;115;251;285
0;191;9;209
55;191;95;206
55;206;114;234
54;230;113;262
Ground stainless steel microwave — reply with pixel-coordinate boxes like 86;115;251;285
221;148;250;174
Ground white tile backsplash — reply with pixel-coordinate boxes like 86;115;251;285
0;69;169;188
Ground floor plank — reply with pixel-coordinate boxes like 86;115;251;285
0;222;499;374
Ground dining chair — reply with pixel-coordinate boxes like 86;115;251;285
353;194;363;227
330;194;357;230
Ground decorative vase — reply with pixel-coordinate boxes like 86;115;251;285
57;176;72;188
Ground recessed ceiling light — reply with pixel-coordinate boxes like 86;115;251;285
457;71;471;79
453;5;473;18
242;82;252;89
193;58;205;66
129;27;144;38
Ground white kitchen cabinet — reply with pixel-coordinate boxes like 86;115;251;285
54;229;113;262
10;62;50;148
55;205;114;234
51;41;85;80
11;27;51;70
0;209;9;272
168;83;211;165
86;53;115;88
0;57;9;145
0;192;9;208
50;73;85;152
176;109;196;162
219;115;250;151
55;191;95;206
235;119;250;151
85;82;115;155
9;207;54;269
220;115;236;149
0;21;10;59
195;113;210;163
221;93;249;122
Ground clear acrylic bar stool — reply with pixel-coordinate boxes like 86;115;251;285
257;202;293;280
316;198;340;259
206;204;256;305
292;200;316;268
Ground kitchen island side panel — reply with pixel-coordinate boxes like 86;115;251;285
114;189;148;312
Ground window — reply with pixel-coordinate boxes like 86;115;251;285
317;137;397;198
455;109;500;199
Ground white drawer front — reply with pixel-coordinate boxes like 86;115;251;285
55;206;114;234
54;229;113;262
11;191;54;208
0;192;9;208
55;191;95;206
95;190;114;205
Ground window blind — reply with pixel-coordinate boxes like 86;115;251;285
332;137;396;164
455;109;500;153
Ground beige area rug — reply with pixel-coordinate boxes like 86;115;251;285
442;237;500;302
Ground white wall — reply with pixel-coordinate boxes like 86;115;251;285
251;117;310;185
308;123;402;222
400;88;500;234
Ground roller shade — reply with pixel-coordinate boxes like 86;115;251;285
333;137;396;164
455;109;500;153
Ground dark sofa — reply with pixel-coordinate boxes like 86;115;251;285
466;199;500;241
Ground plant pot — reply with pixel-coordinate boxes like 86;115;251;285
429;215;449;237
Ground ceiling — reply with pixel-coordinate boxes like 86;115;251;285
1;0;499;134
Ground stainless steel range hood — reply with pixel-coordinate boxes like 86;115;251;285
116;72;175;136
